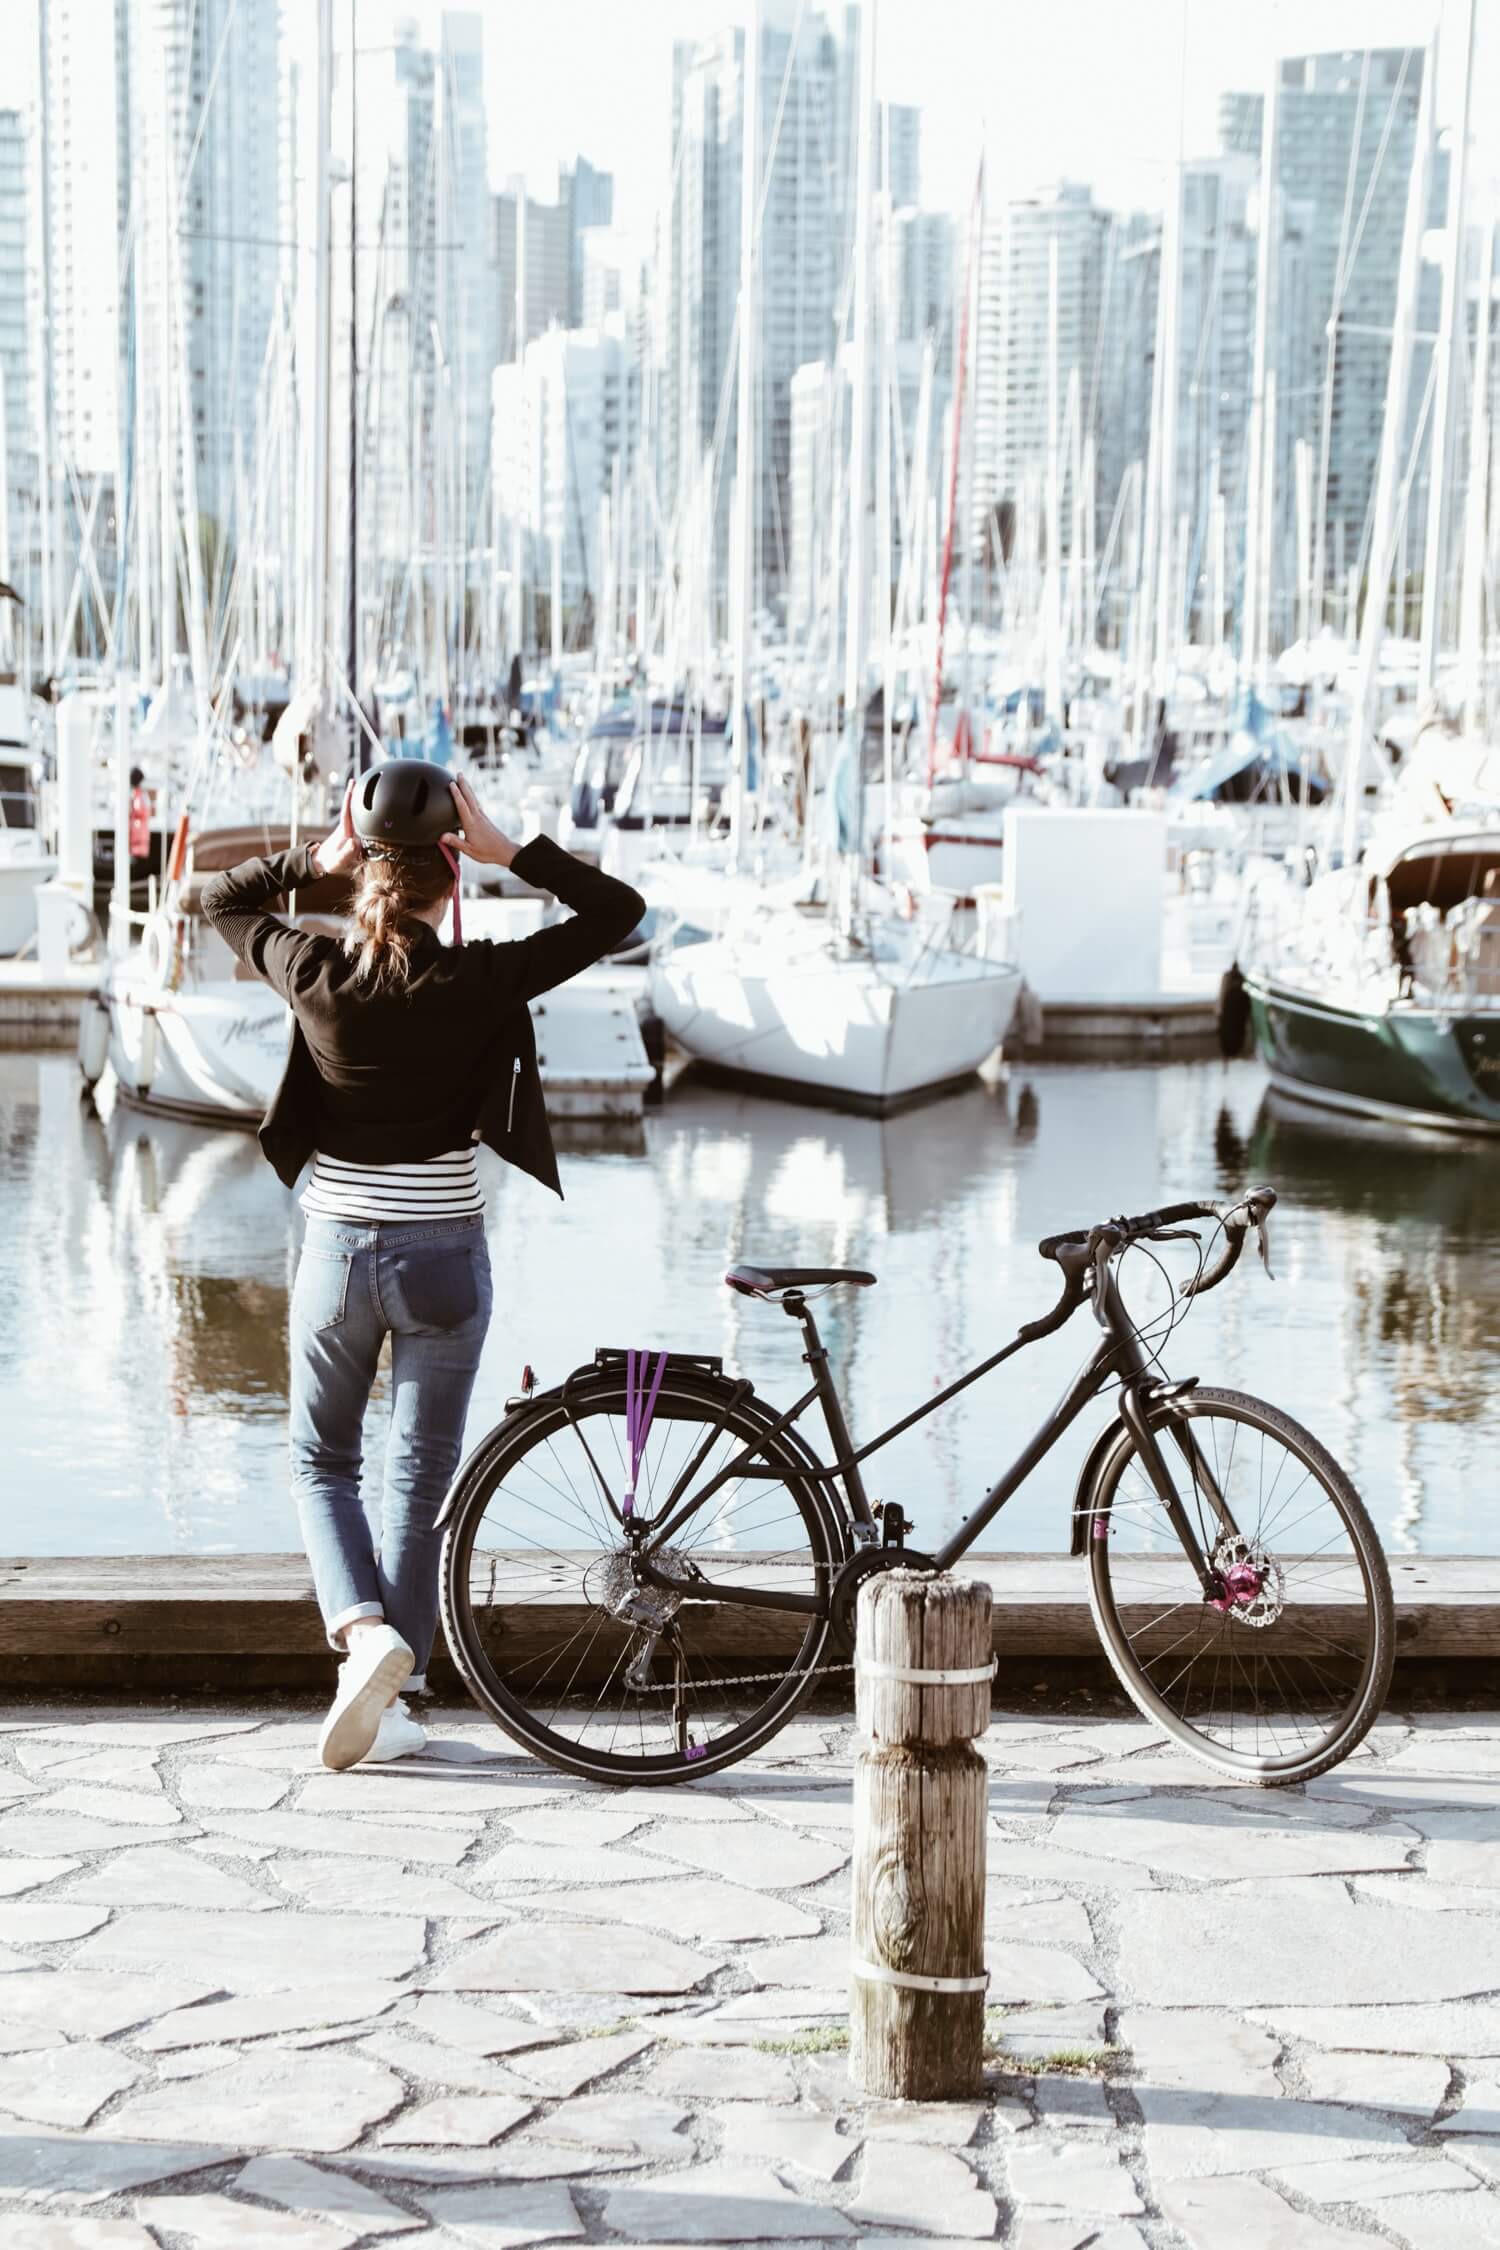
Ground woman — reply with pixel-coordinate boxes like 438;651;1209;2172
202;766;645;1770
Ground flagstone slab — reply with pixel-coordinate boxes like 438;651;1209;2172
1158;2176;1391;2250
1449;2137;1500;2187
738;1935;854;1988
135;1982;408;2051
1035;2075;1112;2128
535;1876;818;1944
1011;2223;1148;2250
430;1924;711;1996
63;1845;276;1913
1138;2084;1408;2180
176;1762;292;1813
1434;2075;1500;2134
0;1858;79;1898
636;1822;847;1891
0;1814;200;1856
500;1808;650;1848
984;1840;1156;1892
470;1843;676;1887
356;2030;535;2096
847;2142;997;2237
1007;2141;1143;2213
399;1998;561;2059
197;1810;481;1865
1374;2190;1500;2249
527;2092;691;2160
0;2041;141;2128
646;2044;795;2102
109;2052;405;2151
602;2162;853;2239
0;1904;110;1944
233;2152;421;2236
296;1770;545;1816
985;1943;1104;2006
716;2101;854;2179
379;2093;537;2146
507;2030;657;2097
748;1792;855;1833
1427;1839;1500;1887
36;1788;184;1830
1352;1874;1500;1913
0;2127;232;2200
74;1907;426;1992
611;1785;754;1824
1273;2153;1478;2201
0;2020;65;2053
1119;2008;1282;2095
983;1896;1094;1949
28;1721;261;1748
1299;2049;1449;2116
412;2180;583;2248
1117;1892;1500;2005
135;2193;359;2250
270;1858;502;1920
1252;2002;1500;2055
34;1750;163;1791
187;1835;277;1863
4;2218;160;2249
1045;1800;1417;1883
0;1969;219;2039
856;2100;988;2146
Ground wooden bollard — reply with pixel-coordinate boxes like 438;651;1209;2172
849;1568;992;2101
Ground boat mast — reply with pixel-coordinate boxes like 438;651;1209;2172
840;0;877;904
1417;0;1476;704
1342;38;1435;864
925;158;981;787
728;0;761;873
511;178;527;671
347;0;359;741
1240;57;1279;698
1460;219;1494;736
299;0;334;732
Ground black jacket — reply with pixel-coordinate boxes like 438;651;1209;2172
200;835;646;1198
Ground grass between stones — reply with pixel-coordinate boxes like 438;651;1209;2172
754;2023;851;2055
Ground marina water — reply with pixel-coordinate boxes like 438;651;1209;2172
4;1044;1497;1559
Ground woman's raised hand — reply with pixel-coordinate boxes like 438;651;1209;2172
312;778;363;879
442;772;519;870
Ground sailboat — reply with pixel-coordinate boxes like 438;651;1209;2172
650;0;1020;1112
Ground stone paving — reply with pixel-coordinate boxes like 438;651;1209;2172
0;1704;1498;2248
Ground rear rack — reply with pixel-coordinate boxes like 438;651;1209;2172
592;1347;725;1380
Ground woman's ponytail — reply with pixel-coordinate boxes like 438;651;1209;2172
343;848;452;989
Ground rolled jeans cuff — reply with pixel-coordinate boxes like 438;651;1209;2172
325;1599;385;1653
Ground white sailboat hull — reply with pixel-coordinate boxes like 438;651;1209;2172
0;856;59;957
650;941;1021;1109
103;973;655;1128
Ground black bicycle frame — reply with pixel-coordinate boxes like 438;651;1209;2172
638;1268;1232;1618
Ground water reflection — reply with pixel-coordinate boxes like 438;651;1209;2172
2;1049;1497;1557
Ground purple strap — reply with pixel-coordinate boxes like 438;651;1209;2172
623;1348;668;1518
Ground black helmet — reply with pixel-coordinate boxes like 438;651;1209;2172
352;760;457;852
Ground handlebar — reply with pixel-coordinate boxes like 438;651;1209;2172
1037;1188;1277;1303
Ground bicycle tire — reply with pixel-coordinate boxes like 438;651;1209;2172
439;1371;846;1784
1085;1386;1394;1785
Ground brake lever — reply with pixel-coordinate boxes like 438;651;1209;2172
1255;1215;1274;1279
1145;1228;1201;1246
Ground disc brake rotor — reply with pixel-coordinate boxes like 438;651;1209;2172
1208;1533;1286;1628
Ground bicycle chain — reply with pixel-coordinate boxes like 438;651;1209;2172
628;1657;856;1695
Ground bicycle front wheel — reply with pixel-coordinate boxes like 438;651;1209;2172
1086;1387;1394;1784
439;1373;845;1784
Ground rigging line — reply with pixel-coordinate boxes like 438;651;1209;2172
173;0;241;230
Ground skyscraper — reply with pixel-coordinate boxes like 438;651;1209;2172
563;156;614;326
493;182;571;360
491;314;639;617
1220;48;1429;610
665;13;841;615
436;13;497;506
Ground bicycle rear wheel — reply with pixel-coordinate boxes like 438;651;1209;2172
438;1373;844;1783
1086;1387;1393;1784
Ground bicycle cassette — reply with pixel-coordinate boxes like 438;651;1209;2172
588;1546;691;1632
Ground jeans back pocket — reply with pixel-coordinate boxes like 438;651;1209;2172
296;1248;352;1332
395;1242;481;1333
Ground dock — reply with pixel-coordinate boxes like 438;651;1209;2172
0;958;101;1039
1019;991;1219;1057
4;1550;1494;1692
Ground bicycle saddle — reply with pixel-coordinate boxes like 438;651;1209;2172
725;1264;877;1299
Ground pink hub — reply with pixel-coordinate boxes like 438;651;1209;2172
1209;1560;1264;1613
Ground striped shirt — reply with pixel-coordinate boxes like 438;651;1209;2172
299;1144;484;1223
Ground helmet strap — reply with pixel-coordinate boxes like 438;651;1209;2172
437;839;463;944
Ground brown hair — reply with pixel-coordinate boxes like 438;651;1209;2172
343;848;453;989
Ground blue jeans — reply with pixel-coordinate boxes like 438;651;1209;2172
289;1214;492;1689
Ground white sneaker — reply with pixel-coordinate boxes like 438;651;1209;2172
361;1698;429;1763
318;1625;414;1771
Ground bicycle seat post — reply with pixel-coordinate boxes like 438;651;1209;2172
781;1289;874;1531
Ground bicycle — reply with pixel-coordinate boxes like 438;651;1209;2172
437;1186;1394;1788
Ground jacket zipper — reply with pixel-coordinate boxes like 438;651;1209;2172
507;1054;521;1133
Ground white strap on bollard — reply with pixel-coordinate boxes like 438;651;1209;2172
855;1657;997;1686
851;1957;990;1994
